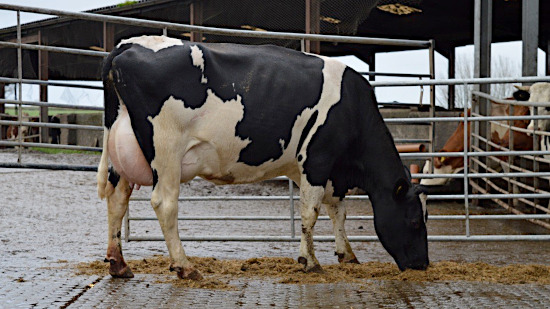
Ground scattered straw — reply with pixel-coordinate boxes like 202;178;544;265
75;256;550;290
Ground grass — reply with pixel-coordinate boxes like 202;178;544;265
4;107;101;117
30;147;101;155
117;1;139;7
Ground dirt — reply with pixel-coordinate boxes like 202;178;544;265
75;256;550;290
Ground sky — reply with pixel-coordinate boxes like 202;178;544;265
0;0;547;108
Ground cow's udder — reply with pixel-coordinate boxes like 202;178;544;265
108;108;153;186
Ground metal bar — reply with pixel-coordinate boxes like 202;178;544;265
0;98;103;111
16;10;22;163
128;214;550;221
128;193;550;201
0;77;103;90
0;120;103;131
473;177;550;229
473;135;550;164
394;138;431;143
0;162;97;171
463;97;470;237
472;91;550;107
358;71;431;78
124;209;129;242
289;179;295;238
0;41;108;57
490;120;550;137
0;141;101;152
385;115;550;123
127;235;550;242
370;76;550;87
0;4;431;47
399;150;550;158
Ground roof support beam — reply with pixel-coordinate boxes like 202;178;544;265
190;1;203;42
473;0;492;204
522;0;539;79
305;0;320;54
0;83;5;141
103;22;115;52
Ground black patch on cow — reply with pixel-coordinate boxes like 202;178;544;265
301;68;407;199
108;167;120;188
102;44;133;129
296;110;318;156
105;42;323;166
199;44;325;166
152;169;158;189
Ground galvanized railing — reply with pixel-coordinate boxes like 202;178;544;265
1;4;550;243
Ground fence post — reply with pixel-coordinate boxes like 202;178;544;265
38;30;49;143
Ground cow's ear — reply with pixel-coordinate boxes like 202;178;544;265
393;178;409;201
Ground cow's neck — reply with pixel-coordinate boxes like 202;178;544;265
360;114;407;204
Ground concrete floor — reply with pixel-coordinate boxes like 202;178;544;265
1;150;550;308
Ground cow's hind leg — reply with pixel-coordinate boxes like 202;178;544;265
104;170;134;278
298;177;324;273
150;164;202;280
326;202;359;264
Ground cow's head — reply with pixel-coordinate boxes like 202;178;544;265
373;169;429;271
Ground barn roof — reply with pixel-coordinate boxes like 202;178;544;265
0;0;547;81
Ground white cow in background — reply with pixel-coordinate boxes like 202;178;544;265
525;83;550;160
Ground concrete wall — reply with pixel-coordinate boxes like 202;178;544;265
58;113;103;147
380;108;463;168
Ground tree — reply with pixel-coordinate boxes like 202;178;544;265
437;54;521;109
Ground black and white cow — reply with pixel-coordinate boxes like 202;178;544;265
97;35;429;280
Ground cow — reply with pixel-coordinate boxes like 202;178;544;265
421;92;531;186
97;35;429;280
421;110;471;186
525;83;550;160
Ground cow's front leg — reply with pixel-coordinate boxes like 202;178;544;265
150;166;202;280
104;171;134;278
326;202;359;264
298;179;324;273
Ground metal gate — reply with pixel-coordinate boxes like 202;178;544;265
1;4;550;243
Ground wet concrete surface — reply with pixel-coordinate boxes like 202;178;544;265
1;149;550;308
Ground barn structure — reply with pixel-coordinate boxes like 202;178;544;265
0;0;549;122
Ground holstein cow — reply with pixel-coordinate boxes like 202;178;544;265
526;83;550;160
97;35;429;280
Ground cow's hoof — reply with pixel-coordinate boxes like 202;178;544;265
178;267;203;281
171;265;203;280
305;264;324;273
105;258;134;278
335;252;360;264
298;256;324;273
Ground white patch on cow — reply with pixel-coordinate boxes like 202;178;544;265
190;45;208;84
526;83;550;132
148;90;256;184
294;56;347;167
117;35;183;52
419;159;462;186
491;102;509;140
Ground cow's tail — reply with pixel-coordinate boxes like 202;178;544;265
97;45;130;199
97;129;110;199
